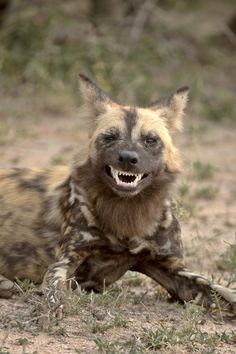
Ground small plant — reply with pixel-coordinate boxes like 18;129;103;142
84;314;128;334
217;240;236;285
112;314;128;328
122;272;144;287
93;283;128;308
0;332;11;354
171;198;194;221
15;338;38;354
10;155;21;164
15;338;30;346
83;317;113;334
94;338;145;354
141;325;176;349
203;95;236;123
193;161;218;180
141;324;236;352
15;278;35;294
14;278;36;303
50;156;65;166
54;326;69;337
178;182;190;197
94;338;117;354
194;186;218;200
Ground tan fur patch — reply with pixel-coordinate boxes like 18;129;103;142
132;108;182;172
89;106;126;160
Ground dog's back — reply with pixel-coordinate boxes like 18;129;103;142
0;167;69;283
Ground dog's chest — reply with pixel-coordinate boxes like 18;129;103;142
67;183;176;259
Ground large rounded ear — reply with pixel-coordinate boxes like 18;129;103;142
79;73;117;116
149;86;189;131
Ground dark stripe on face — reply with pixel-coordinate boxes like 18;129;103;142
123;108;137;139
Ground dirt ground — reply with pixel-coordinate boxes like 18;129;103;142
0;106;235;353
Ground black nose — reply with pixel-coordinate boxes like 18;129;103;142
119;150;139;165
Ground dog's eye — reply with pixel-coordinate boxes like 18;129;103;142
104;134;118;142
144;136;158;146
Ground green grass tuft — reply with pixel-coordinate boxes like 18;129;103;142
217;240;236;285
193;161;218;180
194;186;218;200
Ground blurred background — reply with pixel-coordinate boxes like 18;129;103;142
0;0;235;274
0;0;235;117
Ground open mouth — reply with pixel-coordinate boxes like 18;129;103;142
105;165;148;189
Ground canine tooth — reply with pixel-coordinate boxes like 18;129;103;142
110;166;118;179
136;174;143;181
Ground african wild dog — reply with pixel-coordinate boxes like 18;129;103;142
0;74;235;318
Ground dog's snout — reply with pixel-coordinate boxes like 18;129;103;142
118;150;139;166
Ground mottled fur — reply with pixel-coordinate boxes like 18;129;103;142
0;75;235;317
0;167;68;283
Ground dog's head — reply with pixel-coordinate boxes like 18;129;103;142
78;74;188;197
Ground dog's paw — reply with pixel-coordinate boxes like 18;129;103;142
211;285;236;315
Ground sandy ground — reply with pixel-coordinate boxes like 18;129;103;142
0;112;235;353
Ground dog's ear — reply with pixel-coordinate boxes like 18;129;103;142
149;86;189;131
79;73;117;116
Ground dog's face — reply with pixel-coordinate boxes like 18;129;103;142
79;74;188;197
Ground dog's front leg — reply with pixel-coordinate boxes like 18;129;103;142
136;258;236;314
133;211;236;315
41;226;108;323
42;246;87;319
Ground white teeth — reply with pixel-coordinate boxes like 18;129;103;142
110;166;143;188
